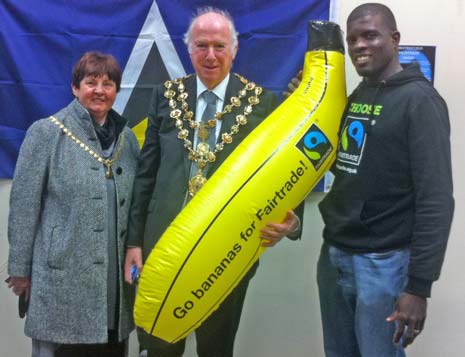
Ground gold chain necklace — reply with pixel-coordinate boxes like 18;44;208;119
164;73;264;196
49;115;125;178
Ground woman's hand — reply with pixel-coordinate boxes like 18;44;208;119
6;276;31;301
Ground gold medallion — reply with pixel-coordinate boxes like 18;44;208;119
163;74;264;196
105;165;113;179
189;170;208;196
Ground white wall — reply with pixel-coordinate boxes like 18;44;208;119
1;1;465;356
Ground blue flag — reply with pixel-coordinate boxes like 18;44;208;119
0;0;334;178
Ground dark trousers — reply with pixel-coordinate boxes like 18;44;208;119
55;342;126;357
145;262;258;357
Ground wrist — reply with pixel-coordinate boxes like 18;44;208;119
290;213;300;233
405;276;432;298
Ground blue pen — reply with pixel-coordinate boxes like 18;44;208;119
130;265;140;283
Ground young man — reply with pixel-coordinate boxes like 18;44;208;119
124;7;300;357
317;3;454;356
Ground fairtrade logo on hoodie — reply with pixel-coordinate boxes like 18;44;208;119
296;123;333;170
337;116;368;166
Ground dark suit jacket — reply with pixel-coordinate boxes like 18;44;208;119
127;73;280;259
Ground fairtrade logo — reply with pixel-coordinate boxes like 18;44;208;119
303;131;327;160
297;124;332;170
341;120;364;150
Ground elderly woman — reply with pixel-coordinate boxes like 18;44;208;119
6;51;139;357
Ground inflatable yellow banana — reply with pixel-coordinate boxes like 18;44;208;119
135;20;347;343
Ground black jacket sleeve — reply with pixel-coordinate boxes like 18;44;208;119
126;85;163;247
405;93;454;298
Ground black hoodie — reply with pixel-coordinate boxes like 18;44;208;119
319;64;454;297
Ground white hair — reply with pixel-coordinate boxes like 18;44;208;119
183;6;239;55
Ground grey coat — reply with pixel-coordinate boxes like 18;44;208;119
8;99;139;344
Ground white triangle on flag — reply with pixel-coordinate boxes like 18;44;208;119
114;1;186;114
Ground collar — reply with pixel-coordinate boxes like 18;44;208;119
73;98;108;124
70;98;126;133
196;73;230;102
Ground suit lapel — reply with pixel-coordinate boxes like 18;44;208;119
204;74;243;177
183;76;197;183
218;74;242;139
186;74;249;179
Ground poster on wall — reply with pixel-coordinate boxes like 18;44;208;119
399;45;436;84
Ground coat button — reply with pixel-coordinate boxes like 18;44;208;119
116;167;123;175
120;198;126;206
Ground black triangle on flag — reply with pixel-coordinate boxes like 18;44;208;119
122;43;170;128
113;1;186;146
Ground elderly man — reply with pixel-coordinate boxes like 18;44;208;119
125;7;300;357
